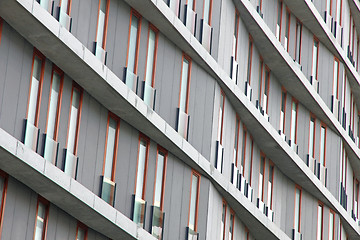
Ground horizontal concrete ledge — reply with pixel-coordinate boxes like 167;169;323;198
0;0;289;239
0;128;154;240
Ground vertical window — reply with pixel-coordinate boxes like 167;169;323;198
101;113;120;205
44;66;63;163
329;210;335;240
333;58;340;99
267;163;274;209
233;10;240;60
0;171;8;239
241;128;247;174
319;124;326;166
126;9;142;76
33;197;49;240
311;38;319;79
60;0;72;16
25;49;45;150
75;222;88;240
246;36;253;85
202;0;212;25
187;0;195;11
188;170;200;232
258;154;265;201
144;24;158;87
316;202;324;240
258;59;264;102
248;138;254;184
263;67;270;115
135;134;150;200
285;9;290;52
229;210;234;240
280;88;286;134
153;146;167;209
326;0;332;16
276;0;283;41
290;99;298;148
294;186;302;233
294;20;302;64
221;201;226;240
58;0;72;30
217;91;225;144
354;179;359;218
64;84;83;178
95;0;109;54
179;54;192;114
308;115;316;158
335;0;342;25
233;116;240;165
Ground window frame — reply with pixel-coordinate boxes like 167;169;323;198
259;152;266;201
188;169;201;232
241;125;247;176
246;35;253;84
290;98;299;145
316;201;324;240
354;178;359;218
45;65;64;142
153;145;168;211
294;185;302;233
285;8;291;52
280;87;287;134
267;161;274;210
186;0;196;11
102;112;120;181
294;19;302;64
234;10;240;60
33;196;49;240
333;57;340;99
95;0;110;50
218;90;225;144
264;66;270;114
202;0;213;25
65;82;83;156
75;222;88;240
221;199;227;240
249;137;254;185
329;209;335;240
59;0;72;15
26;48;46;128
144;23;159;87
134;133;150;200
308;113;316;158
234;115;240;167
0;170;8;239
178;53;192;114
229;209;235;240
126;8;142;75
277;0;283;41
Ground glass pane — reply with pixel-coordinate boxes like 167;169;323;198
145;30;156;85
234;120;239;163
277;0;282;25
188;174;198;231
76;228;85;240
151;206;164;239
128;15;139;74
317;205;323;240
267;166;273;207
333;61;338;97
294;188;301;232
61;0;69;13
246;42;252;82
46;71;61;140
34;202;46;240
291;102;297;143
241;131;246;171
104;117;117;179
154;152;165;208
217;95;224;141
246;141;252;181
221;204;225;240
40;0;49;10
203;0;210;24
229;214;233;240
43;135;57;163
187;0;194;10
135;139;147;198
336;0;341;23
312;41;318;77
329;213;334;240
309;118;315;157
96;0;107;48
64;150;78;178
101;176;115;204
28;56;42;125
320;126;326;166
67;89;80;154
295;23;301;62
179;59;189;113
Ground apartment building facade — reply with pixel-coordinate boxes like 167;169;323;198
0;0;359;239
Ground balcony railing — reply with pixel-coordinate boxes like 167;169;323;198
244;81;252;101
288;139;299;154
93;42;107;65
265;206;274;222
340;182;347;210
100;176;116;206
176;108;190;140
332;21;343;47
215;141;224;173
185;227;199;240
141;81;156;110
184;4;197;35
246;183;253;202
231;163;239;187
331;95;340;120
256;198;266;214
347;45;356;67
348;125;356;142
278;130;286;141
310;75;319;93
38;0;54;14
23;119;40;152
42;134;59;164
276;24;280;41
123;67;139;93
323;11;333;31
256;5;263;18
150;206;165;240
63;149;79;179
132;194;147;228
200;19;212;53
316;163;327;187
56;6;72;32
292;229;302;240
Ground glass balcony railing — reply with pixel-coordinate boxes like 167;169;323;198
131;194;147;228
141;81;156;110
63;149;78;179
176;108;190;140
184;4;197;35
185;227;199;240
100;176;116;206
23;119;40;152
56;7;72;31
43;134;59;164
93;42;107;64
215;141;224;173
124;67;138;93
200;19;212;53
150;206;165;240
